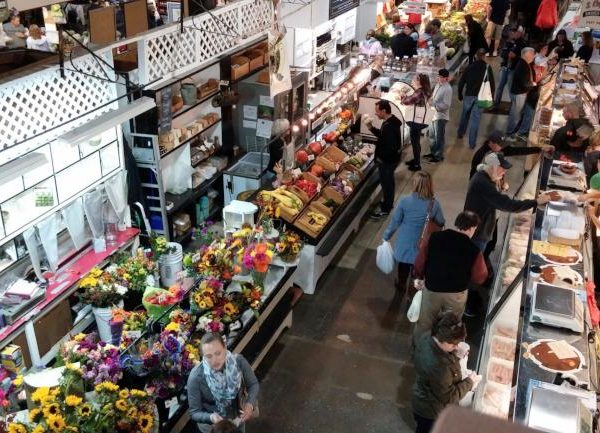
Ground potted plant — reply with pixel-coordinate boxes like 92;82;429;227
77;268;127;342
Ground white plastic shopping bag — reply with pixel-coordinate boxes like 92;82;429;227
376;241;394;274
477;66;494;109
407;290;422;323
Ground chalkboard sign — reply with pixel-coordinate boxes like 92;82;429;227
329;0;359;20
159;86;173;133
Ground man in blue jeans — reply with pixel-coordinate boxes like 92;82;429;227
506;47;536;136
457;49;495;148
494;26;525;106
424;69;452;163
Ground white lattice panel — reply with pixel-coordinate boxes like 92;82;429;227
0;52;117;155
139;0;273;84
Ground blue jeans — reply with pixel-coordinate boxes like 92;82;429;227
517;103;535;135
506;92;527;135
429;119;447;159
494;67;513;105
457;95;483;148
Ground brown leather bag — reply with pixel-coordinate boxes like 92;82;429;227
416;199;442;252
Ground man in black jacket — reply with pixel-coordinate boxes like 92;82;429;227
506;47;536;136
494;26;526;106
465;152;549;253
470;130;554;178
458;49;495;149
366;99;402;219
391;25;417;59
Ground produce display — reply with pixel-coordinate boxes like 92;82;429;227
463;0;488;21
439;11;467;57
258;186;308;222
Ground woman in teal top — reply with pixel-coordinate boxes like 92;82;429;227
383;171;445;296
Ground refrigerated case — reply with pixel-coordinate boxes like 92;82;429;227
472;153;598;425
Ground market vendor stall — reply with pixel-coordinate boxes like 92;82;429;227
472;59;600;429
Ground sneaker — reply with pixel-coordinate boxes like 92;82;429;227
369;210;390;220
457;134;464;139
425;156;443;164
408;164;421;172
423;153;434;159
485;52;491;57
423;154;435;161
405;159;415;166
505;135;517;141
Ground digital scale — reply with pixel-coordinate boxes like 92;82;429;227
530;282;584;333
526;386;593;433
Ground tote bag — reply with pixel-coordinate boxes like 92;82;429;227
416;200;442;252
477;66;493;109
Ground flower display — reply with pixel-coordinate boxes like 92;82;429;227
77;267;127;308
8;370;156;433
0;366;21;413
240;282;264;312
275;230;303;262
242;242;274;274
197;313;226;333
60;333;122;386
190;278;224;312
142;285;184;323
192;239;242;281
191;220;217;245
150;234;176;259
111;250;157;292
127;310;199;399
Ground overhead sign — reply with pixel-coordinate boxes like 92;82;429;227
400;0;427;14
580;0;600;29
329;0;359;20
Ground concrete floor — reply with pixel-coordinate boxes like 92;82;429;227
245;58;531;433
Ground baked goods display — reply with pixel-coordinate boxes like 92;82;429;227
499;214;532;287
532;241;582;265
524;339;584;374
480;382;510;417
487;358;513;385
490;335;517;362
539;265;583;288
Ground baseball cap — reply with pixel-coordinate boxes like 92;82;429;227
488;130;505;146
591;173;600;190
484;152;512;169
438;68;449;78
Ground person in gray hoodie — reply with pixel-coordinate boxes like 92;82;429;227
425;69;453;163
187;333;259;433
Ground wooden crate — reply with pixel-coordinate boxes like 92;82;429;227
231;55;250;80
245;49;264;71
294;202;331;238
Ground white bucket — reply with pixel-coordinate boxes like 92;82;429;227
158;242;183;287
92;300;123;342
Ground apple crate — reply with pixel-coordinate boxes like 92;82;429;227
321;145;348;163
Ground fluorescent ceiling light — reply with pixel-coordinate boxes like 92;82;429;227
57;97;156;147
0;152;48;187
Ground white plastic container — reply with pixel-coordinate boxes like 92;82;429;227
223;200;258;230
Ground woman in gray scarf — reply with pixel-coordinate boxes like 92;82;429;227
187;333;259;433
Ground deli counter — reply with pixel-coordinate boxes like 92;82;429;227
472;58;600;431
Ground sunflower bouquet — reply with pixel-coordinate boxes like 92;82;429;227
240;281;264;313
190;278;224;313
275;230;303;262
193;239;242;281
8;372;155;433
77;267;128;308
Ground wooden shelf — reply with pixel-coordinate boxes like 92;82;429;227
170;90;220;120
159;119;221;159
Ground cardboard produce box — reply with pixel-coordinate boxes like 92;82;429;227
245;49;264;71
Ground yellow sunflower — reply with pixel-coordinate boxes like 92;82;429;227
138;414;153;433
95;381;119;393
164;322;180;332
65;395;82;407
119;389;130;399
73;333;87;341
126;407;138;419
115;399;128;412
78;403;92;417
13;375;23;387
32;426;46;433
223;302;238;316
42;402;61;418
7;423;27;433
130;389;147;398
28;407;42;422
47;414;66;433
31;387;50;403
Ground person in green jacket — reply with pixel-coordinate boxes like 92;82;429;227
412;312;482;433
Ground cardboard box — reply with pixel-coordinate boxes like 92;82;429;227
231;56;250;81
256;69;270;85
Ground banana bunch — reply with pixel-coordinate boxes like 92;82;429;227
259;188;304;216
307;211;328;229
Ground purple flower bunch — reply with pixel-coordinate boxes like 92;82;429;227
61;333;123;386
